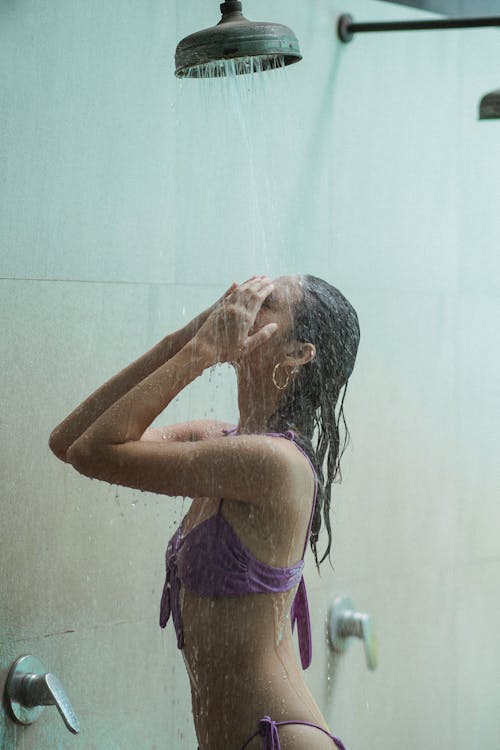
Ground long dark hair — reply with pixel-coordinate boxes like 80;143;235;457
269;275;360;570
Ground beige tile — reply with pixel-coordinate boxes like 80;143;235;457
456;294;500;563
307;569;457;750
309;290;460;583
455;560;500;749
0;2;177;284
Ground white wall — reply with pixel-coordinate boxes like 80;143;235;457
1;1;499;748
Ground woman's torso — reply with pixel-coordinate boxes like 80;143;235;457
176;451;331;749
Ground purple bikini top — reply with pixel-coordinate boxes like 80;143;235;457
159;429;317;670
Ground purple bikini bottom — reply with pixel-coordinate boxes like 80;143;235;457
198;715;346;749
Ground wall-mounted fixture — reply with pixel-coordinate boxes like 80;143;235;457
328;596;378;671
479;89;500;119
337;14;500;119
337;13;500;42
175;1;301;78
384;0;500;14
4;655;80;734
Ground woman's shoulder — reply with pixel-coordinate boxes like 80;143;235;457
138;422;314;508
226;431;316;504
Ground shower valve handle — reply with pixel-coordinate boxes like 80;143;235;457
4;655;80;734
328;596;378;671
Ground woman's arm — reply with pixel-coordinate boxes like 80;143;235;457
140;419;235;443
49;284;236;462
65;277;289;504
68;433;302;507
67;277;275;455
67;337;213;458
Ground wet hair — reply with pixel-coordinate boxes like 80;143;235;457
268;275;360;570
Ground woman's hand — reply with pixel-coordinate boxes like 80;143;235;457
187;281;238;337
194;276;277;364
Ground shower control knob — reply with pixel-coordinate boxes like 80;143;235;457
328;596;378;671
4;655;80;734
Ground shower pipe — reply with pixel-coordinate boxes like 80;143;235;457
337;15;500;43
337;14;500;120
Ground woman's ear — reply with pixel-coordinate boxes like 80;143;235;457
284;342;316;368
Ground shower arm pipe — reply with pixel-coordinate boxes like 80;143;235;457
338;14;500;43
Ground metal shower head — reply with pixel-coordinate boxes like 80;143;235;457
175;1;302;78
479;89;500;120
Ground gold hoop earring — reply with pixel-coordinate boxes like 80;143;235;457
272;363;290;390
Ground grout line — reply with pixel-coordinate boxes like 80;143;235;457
0;276;222;287
1;617;158;646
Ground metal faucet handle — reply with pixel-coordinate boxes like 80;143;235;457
328;596;378;671
5;655;80;734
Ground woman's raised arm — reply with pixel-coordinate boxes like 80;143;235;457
49;283;237;462
65;277;279;497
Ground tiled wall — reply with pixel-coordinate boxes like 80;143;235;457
1;1;499;748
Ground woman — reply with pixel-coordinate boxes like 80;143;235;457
49;274;360;750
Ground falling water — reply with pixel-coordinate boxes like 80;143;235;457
184;54;286;79
176;54;294;278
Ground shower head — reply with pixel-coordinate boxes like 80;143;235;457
479;89;500;120
175;1;302;78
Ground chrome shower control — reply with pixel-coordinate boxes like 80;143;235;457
328;596;378;671
4;655;80;734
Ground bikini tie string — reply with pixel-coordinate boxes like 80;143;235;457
159;541;184;648
290;576;312;669
259;717;281;749
257;717;348;750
